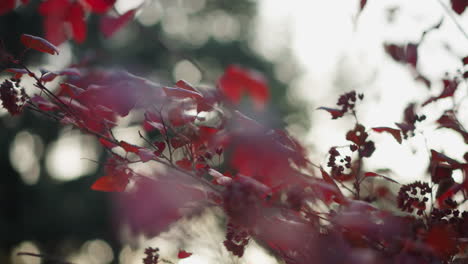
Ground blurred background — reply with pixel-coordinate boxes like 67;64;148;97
0;0;467;263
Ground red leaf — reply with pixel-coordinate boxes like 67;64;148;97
99;137;118;148
120;141;140;153
177;250;192;259
372;127;402;144
21;34;59;55
451;0;468;14
67;2;87;43
364;172;398;184
38;0;69;15
100;9;136;38
153;141;165;156
91;174;129;192
317;107;345;119
218;65;269;109
176;158;192;170
82;0;115;13
176;80;199;93
0;0;15;15
60;83;85;98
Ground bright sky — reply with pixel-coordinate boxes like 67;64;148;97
256;0;468;184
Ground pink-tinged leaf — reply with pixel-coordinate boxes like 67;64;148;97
60;83;85;98
451;0;468;14
67;2;87;43
82;0;116;13
5;68;28;79
21;34;59;55
41;72;58;82
422;78;459;106
163;86;203;99
99;137;118;148
120;141;140;153
31;95;58;111
91;174;129;192
56;68;81;76
372;127;402;144
317;107;345;119
100;9;135;38
137;148;156;162
0;0;15;15
177;250;192;259
364;172;398;184
208;168;232;186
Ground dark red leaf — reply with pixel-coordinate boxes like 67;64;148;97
462;56;468;65
21;34;59;55
153;141;165;156
0;0;15;15
422;78;459;106
100;9;136;38
21;0;29;4
67;2;87;43
177;250;192;259
360;0;367;11
82;0;115;13
372;127;402;144
317;107;345;119
450;0;468;14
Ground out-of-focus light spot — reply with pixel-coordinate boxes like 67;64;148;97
184;18;210;47
44;42;72;70
115;0;144;13
45;131;99;181
119;246;137;264
85;239;114;264
137;1;162;26
11;241;41;264
173;60;202;85
183;0;206;14
162;8;188;36
209;11;241;43
9;131;42;185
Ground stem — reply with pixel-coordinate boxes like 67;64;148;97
435;0;468;41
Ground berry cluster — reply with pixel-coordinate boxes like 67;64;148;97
397;181;431;215
0;78;27;115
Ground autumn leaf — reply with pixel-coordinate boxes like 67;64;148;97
100;9;136;38
177;250;192;259
372;127;402;144
316;107;345;119
21;34;59;55
364;172;398;184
